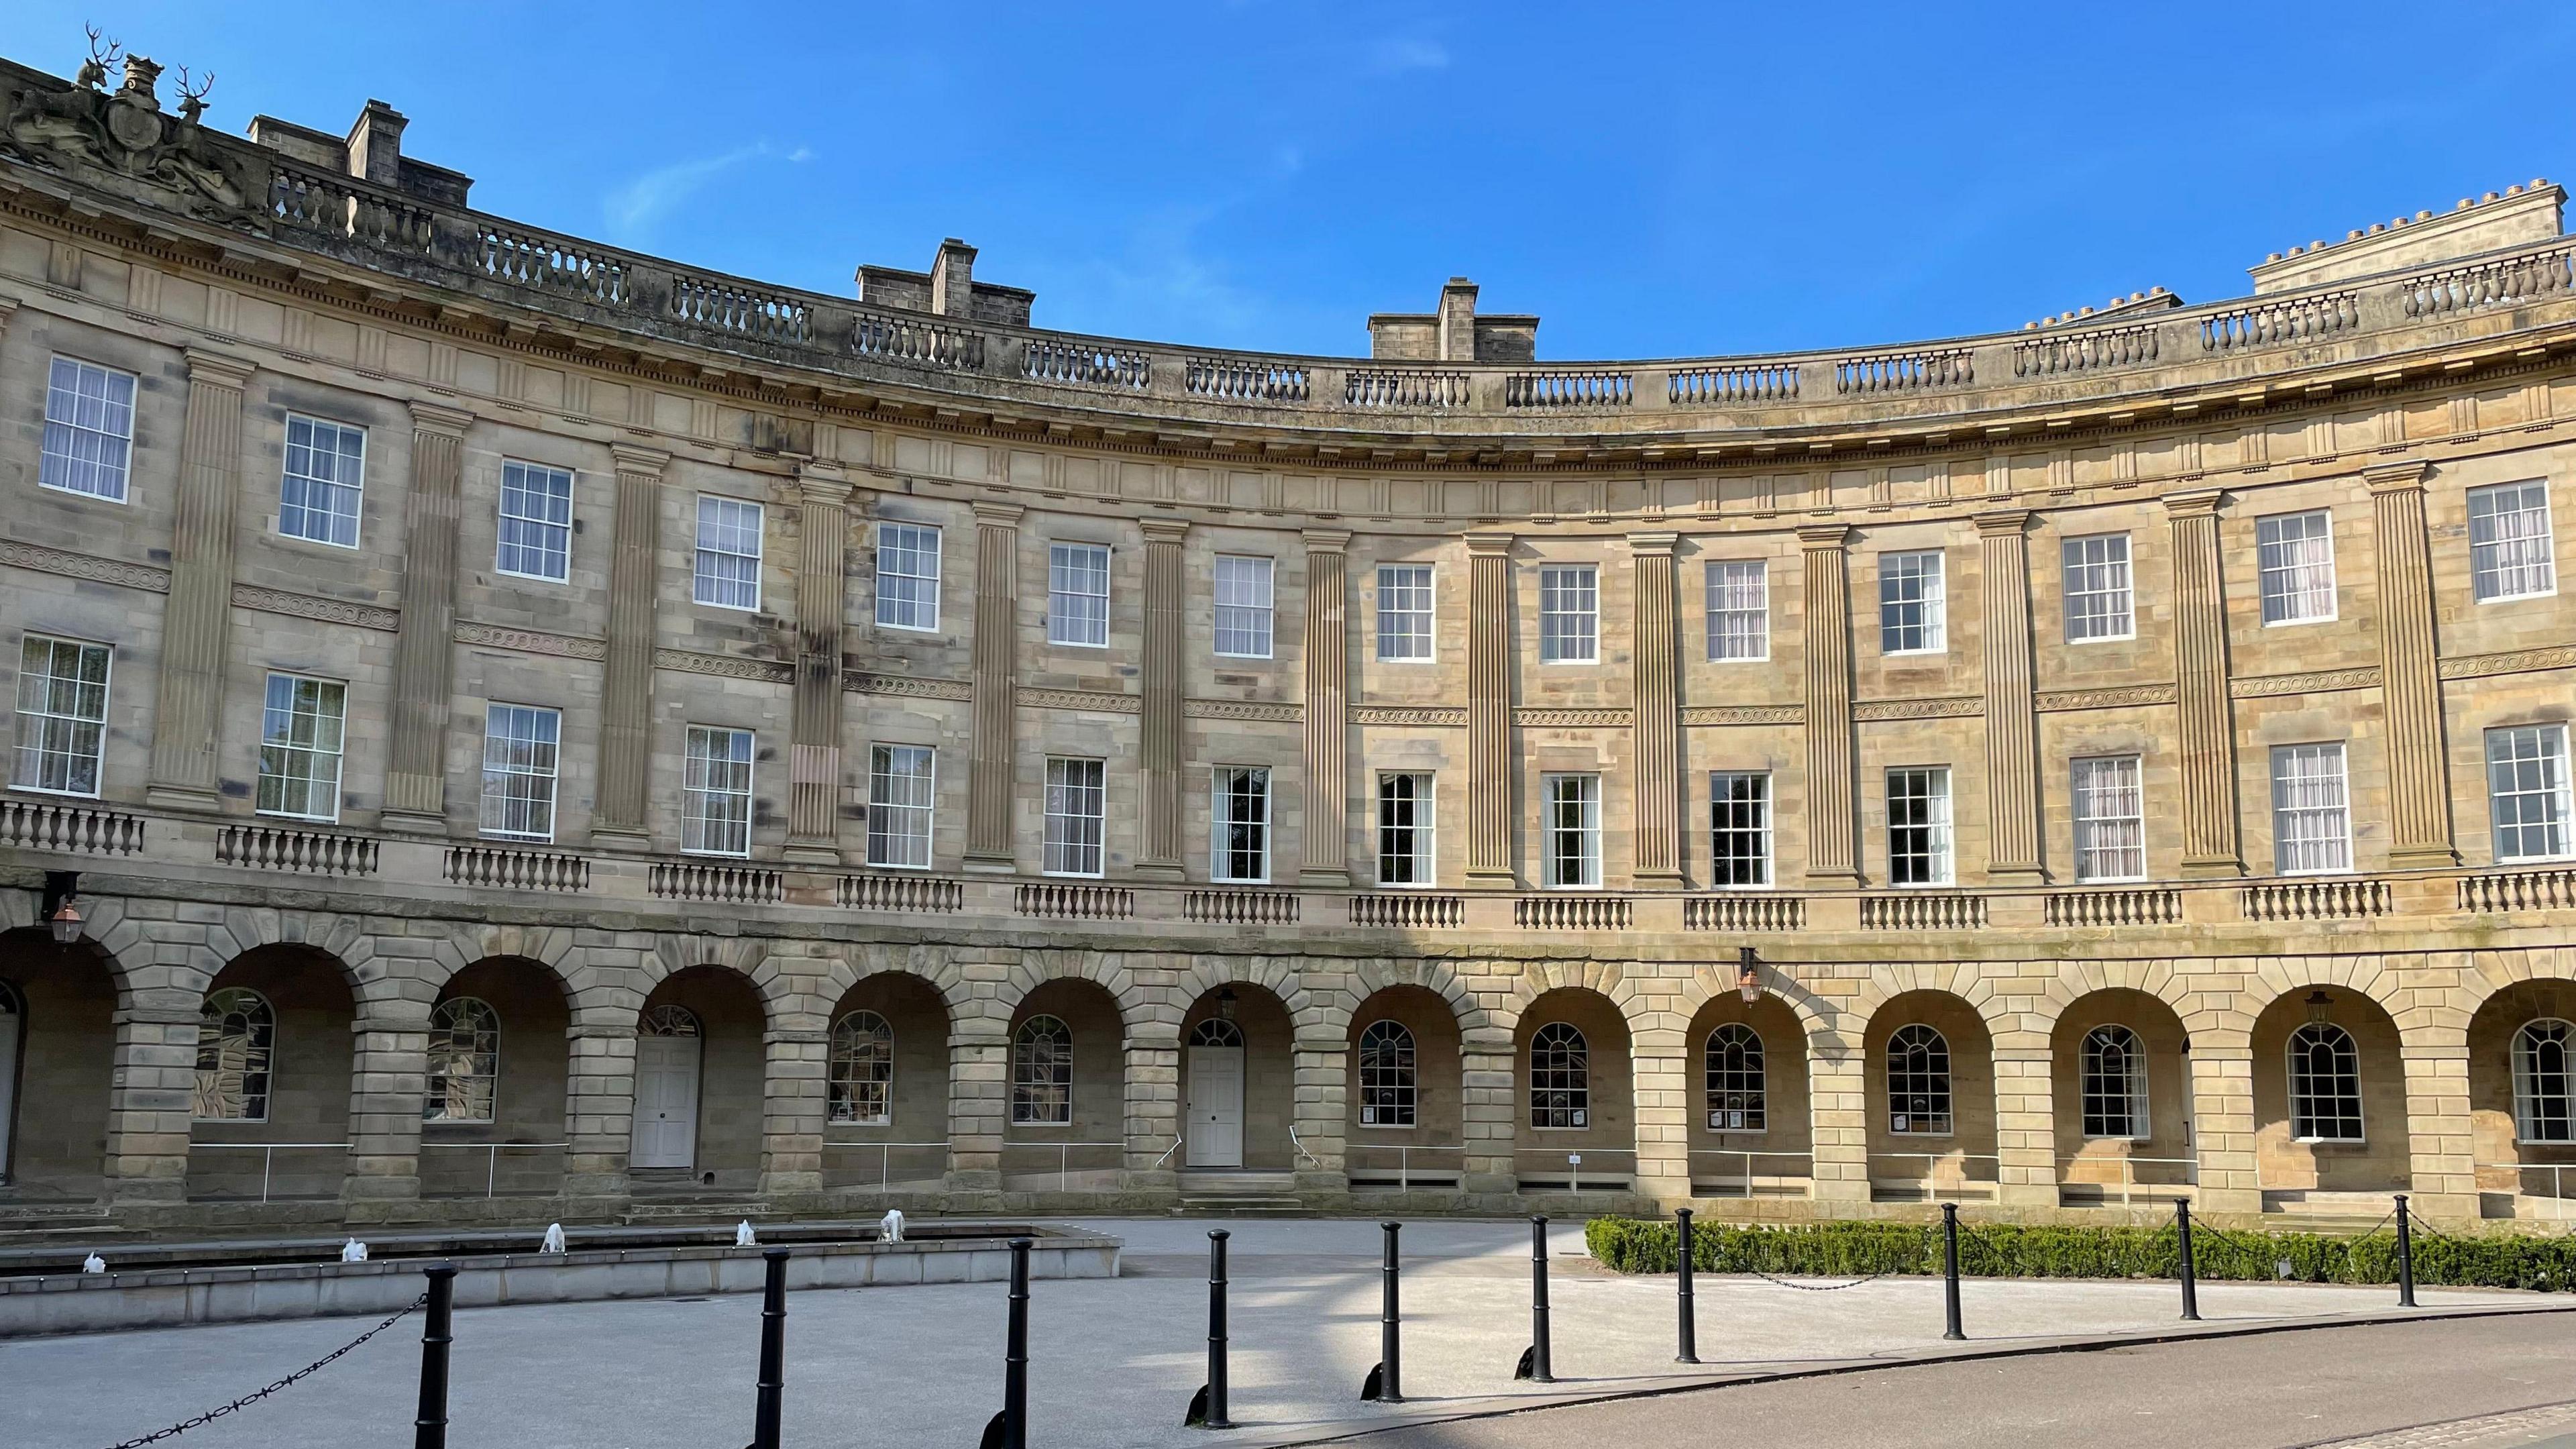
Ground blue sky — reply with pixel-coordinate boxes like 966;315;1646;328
9;3;2576;360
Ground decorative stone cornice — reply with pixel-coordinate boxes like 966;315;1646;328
1464;531;1515;556
2438;645;2576;680
1139;515;1191;543
1515;707;1633;728
1682;704;1805;727
0;539;170;592
608;441;671;476
2231;665;2383;698
847;671;973;700
2162;487;2224;519
1854;696;1982;721
456;622;606;660
971;500;1026;527
1188;699;1302;722
1301;527;1352;552
2363;459;2433;493
181;346;256;389
1625;531;1679;556
654;647;794;684
1019;687;1141;714
407;400;475;437
1352;705;1469;727
231;584;398;631
2036;683;2178;712
1973;508;2033;536
1796;523;1852;547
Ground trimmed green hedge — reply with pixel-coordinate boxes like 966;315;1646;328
1582;1217;2576;1293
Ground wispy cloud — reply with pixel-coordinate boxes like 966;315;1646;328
1365;36;1449;74
604;142;812;236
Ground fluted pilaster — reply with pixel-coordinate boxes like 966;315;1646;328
146;350;256;810
1977;510;2045;883
787;467;852;861
383;402;474;831
2371;461;2457;867
592;443;669;845
1628;532;1684;883
965;502;1024;869
1137;517;1189;879
2167;489;2243;877
1465;532;1516;884
1300;530;1354;885
1799;525;1860;885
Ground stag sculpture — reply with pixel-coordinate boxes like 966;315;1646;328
74;25;120;91
174;66;213;125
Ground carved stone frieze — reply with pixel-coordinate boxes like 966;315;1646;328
1018;687;1142;715
2438;646;2576;680
2035;684;2179;712
1351;706;1469;727
1853;696;1982;721
1680;704;1805;727
454;622;607;661
652;647;794;685
1185;699;1303;722
231;583;398;631
846;672;973;702
2229;666;2383;698
1514;707;1634;728
0;539;170;592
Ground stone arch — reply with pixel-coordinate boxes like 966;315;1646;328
1861;986;2000;1197
798;941;979;1023
0;892;151;1011
2247;982;2410;1195
2048;985;2196;1199
1346;956;1493;1040
2023;959;2210;1043
1840;961;2021;1047
2461;967;2576;1211
0;926;121;1199
646;934;782;1028
423;922;582;1001
2236;955;2453;1049
1171;955;1334;1042
2458;947;2576;1025
994;949;1146;1040
1670;953;1841;1048
184;909;399;1017
1488;957;1640;1038
1511;981;1637;1191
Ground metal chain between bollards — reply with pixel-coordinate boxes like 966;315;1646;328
97;1290;429;1449
1734;1223;1939;1292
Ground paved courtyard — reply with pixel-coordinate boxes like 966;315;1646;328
1;1218;2558;1449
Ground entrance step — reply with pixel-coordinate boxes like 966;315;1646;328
1175;1197;1316;1217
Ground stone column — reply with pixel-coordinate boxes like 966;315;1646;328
1978;511;2046;884
382;403;474;833
2188;1043;2261;1216
964;504;1024;871
561;1021;637;1203
2370;462;2459;868
592;443;670;847
760;1026;828;1197
1629;533;1686;885
1631;1026;1692;1202
1122;1034;1183;1193
1992;1046;2057;1207
2166;490;2243;877
2400;1036;2479;1219
1299;531;1355;885
945;1014;1011;1195
103;993;201;1205
1799;527;1862;885
1292;1035;1351;1194
342;1007;429;1208
787;468;852;863
1458;1040;1519;1197
1807;1033;1872;1204
146;350;256;810
1136;518;1189;879
1465;533;1517;885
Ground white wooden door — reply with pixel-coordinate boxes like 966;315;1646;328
633;1034;702;1170
1186;1046;1244;1168
0;993;19;1182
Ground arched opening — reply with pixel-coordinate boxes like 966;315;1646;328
1178;983;1294;1172
1863;990;1996;1202
0;928;117;1201
1512;987;1634;1194
187;945;356;1203
1683;991;1810;1199
2250;985;2409;1208
820;972;951;1192
1001;978;1124;1192
2467;979;2576;1220
1345;985;1465;1192
632;966;766;1192
2049;987;2194;1208
419;957;571;1200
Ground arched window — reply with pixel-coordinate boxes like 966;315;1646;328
423;998;500;1124
1886;1024;1951;1135
1189;1018;1246;1048
2080;1025;2150;1140
1705;1023;1766;1132
2288;1022;2364;1142
1358;1020;1417;1128
1529;1022;1589;1128
642;1004;701;1036
1012;1015;1073;1125
828;1011;895;1125
2513;1019;2576;1144
195;988;276;1122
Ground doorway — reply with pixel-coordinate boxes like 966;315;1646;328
1186;1018;1245;1169
0;982;20;1183
633;1005;702;1171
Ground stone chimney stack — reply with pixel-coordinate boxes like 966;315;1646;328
1368;280;1540;363
1436;278;1479;363
345;100;407;186
929;238;977;319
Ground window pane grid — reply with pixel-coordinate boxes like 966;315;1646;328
1214;765;1271;882
1710;771;1772;888
2489;725;2573;863
1377;565;1434;661
1212;555;1275;657
2271;744;2352;875
496;461;574;581
2061;533;2133;641
1886;767;1953;885
1879;551;1945;653
875;523;942;631
256;674;346;822
1705;560;1770;661
1538;566;1599;663
2080;1024;2149;1139
11;635;110;796
2072;755;2145;882
693;496;763;609
1043;757;1106;875
40;356;136;502
1377;772;1435;885
1886;1024;1951;1135
478;704;560;841
867;744;936;868
1358;1020;1416;1127
683;726;755;857
1048;543;1111;646
423;998;500;1123
1706;1023;1766;1131
278;415;366;547
2470;481;2557;602
1529;1022;1590;1128
2514;1020;2575;1144
1012;1015;1073;1124
2288;1022;2364;1142
2257;511;2337;625
829;1011;896;1125
194;989;274;1122
1545;773;1602;888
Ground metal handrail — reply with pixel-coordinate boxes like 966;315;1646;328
417;1140;570;1199
1687;1148;1816;1198
1346;1143;1466;1193
2055;1152;2200;1209
186;1140;353;1205
1866;1151;2006;1203
816;1138;951;1192
1515;1145;1638;1193
1006;1139;1126;1193
2477;1161;2576;1217
1287;1125;1320;1168
1152;1133;1186;1168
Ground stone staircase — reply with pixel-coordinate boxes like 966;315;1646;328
1174;1170;1313;1217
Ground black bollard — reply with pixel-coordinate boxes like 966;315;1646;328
413;1263;457;1449
1185;1229;1234;1430
981;1238;1034;1449
1939;1203;1964;1341
750;1247;788;1449
1361;1221;1403;1403
2174;1200;2200;1322
2395;1194;2417;1308
1515;1215;1553;1383
1674;1207;1699;1365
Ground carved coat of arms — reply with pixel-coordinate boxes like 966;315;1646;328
3;50;260;224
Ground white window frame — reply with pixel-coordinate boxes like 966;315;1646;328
423;996;501;1124
477;703;561;843
2059;532;2133;643
1709;769;1772;889
2271;743;2353;876
1705;1022;1766;1133
1357;1020;1417;1128
1878;550;1947;655
1213;555;1275;659
692;495;764;610
1886;1023;1953;1136
2513;1018;2576;1145
1705;559;1770;662
2287;1021;2365;1144
1212;765;1273;883
2070;754;2146;883
2256;510;2338;626
1376;564;1435;662
1543;772;1603;889
2078;1024;2151;1142
255;672;347;823
1376;771;1436;887
1538;565;1599;665
682;724;756;858
1529;1021;1591;1129
874;521;942;632
2469;480;2559;603
1042;756;1107;877
2487;724;2573;864
495;460;575;583
275;414;367;549
1010;1014;1075;1126
1885;766;1954;887
828;1010;896;1126
866;743;937;869
1047;542;1112;647
39;355;137;504
10;634;111;799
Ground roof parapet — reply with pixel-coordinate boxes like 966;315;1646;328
2252;182;2563;294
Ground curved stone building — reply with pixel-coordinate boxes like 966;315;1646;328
1;48;2573;1233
